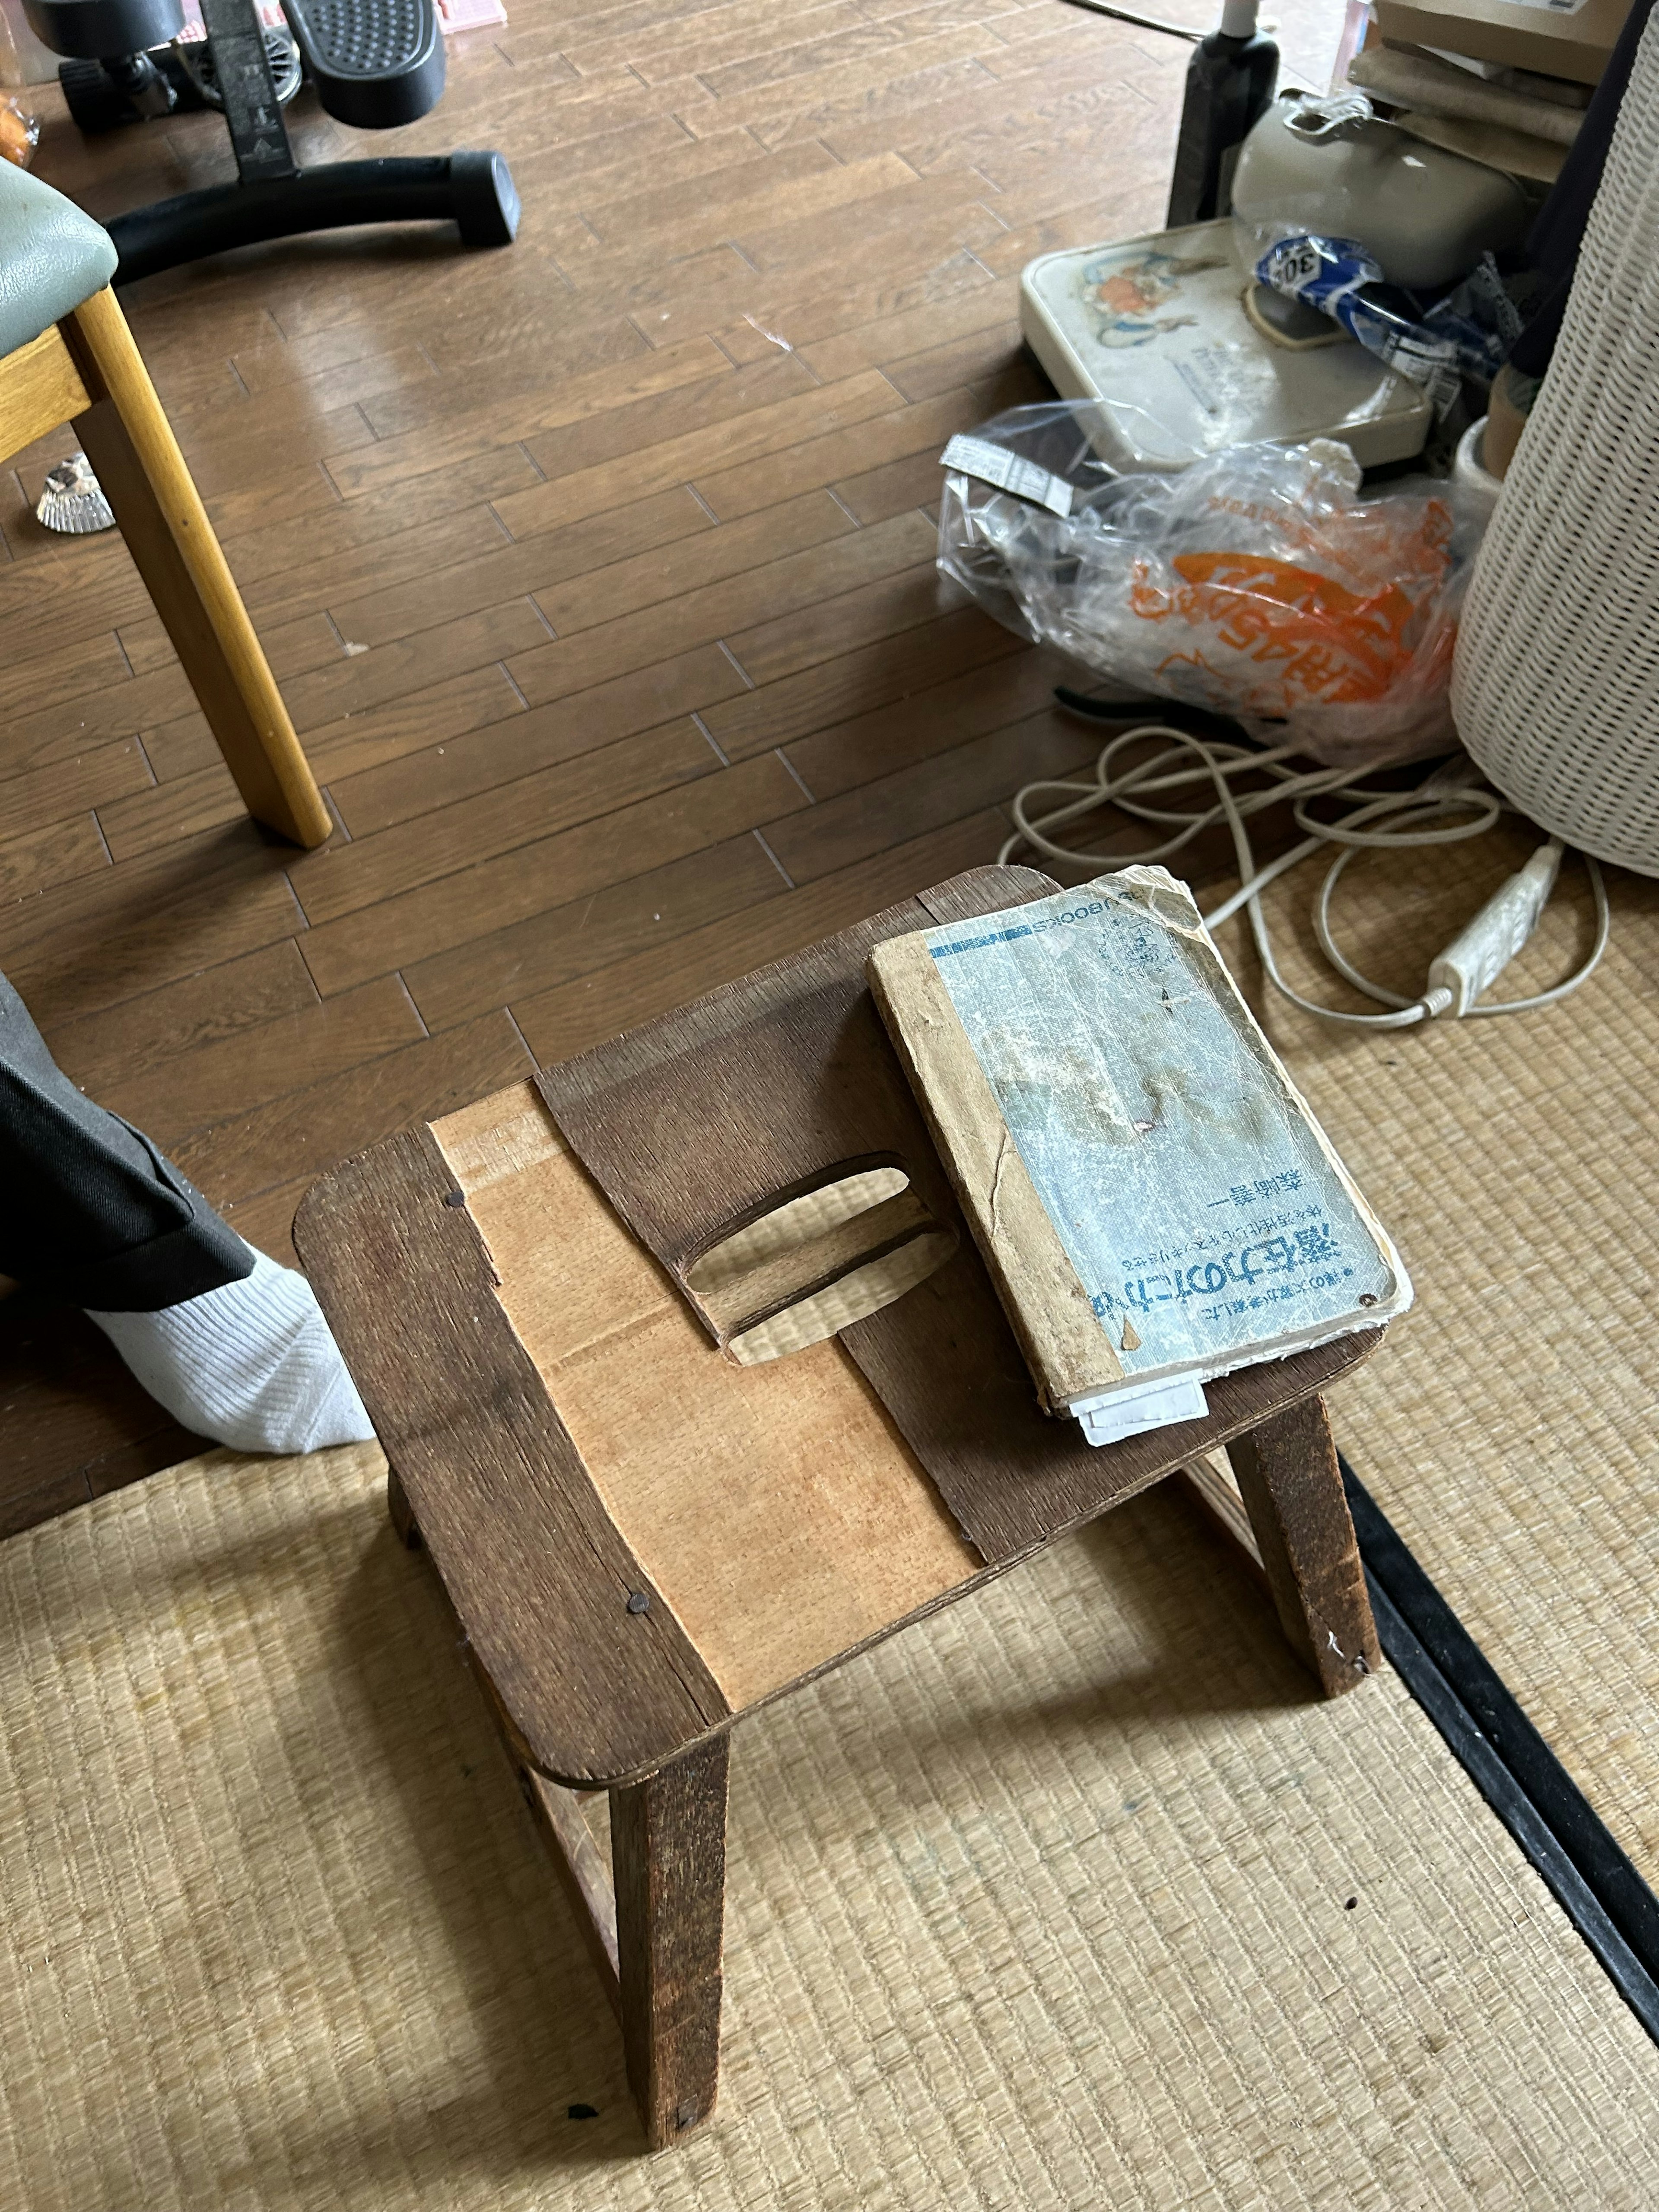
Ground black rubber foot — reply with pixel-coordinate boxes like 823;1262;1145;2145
451;150;520;248
60;47;210;133
59;56;136;132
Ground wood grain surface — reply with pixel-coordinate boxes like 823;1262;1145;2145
611;1735;730;2150
293;1119;729;1784
1228;1394;1382;1695
420;1077;1373;1718
62;291;333;849
0;0;1234;1526
540;866;1386;1564
385;1459;627;2014
534;880;987;1335
429;1081;979;1714
0;327;91;461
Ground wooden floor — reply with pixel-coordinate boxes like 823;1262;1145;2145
0;0;1342;1529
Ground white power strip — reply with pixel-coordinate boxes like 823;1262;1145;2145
1427;838;1563;1017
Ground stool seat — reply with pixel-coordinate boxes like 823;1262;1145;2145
0;163;117;356
303;1085;1382;1786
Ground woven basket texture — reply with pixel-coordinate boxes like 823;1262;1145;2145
1453;13;1659;876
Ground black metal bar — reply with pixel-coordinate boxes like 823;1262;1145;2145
200;0;296;184
1343;1454;1659;2030
1363;1569;1659;2042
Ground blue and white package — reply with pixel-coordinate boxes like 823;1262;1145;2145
1254;233;1509;416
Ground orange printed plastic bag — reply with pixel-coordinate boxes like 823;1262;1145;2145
939;421;1483;769
1;94;39;168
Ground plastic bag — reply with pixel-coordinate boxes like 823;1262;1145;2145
1251;235;1521;417
937;404;1484;768
1;92;39;169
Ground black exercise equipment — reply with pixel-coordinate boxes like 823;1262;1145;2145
25;0;519;283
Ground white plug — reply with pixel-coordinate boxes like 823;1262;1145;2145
1426;839;1564;1017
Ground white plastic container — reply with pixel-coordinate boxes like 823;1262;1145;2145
1452;415;1503;523
1230;92;1530;289
1019;219;1433;472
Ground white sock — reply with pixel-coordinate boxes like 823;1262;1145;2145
87;1246;375;1457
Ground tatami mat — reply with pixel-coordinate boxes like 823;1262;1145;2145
1216;838;1659;1886
0;1439;1655;2209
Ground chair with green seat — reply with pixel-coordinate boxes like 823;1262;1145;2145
0;162;332;850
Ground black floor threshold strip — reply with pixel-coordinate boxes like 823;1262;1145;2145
1341;1456;1659;2044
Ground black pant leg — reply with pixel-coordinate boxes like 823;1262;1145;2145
0;972;254;1313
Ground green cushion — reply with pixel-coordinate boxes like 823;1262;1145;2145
0;163;118;360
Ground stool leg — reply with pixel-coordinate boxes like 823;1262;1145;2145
610;1734;729;2149
386;1465;422;1550
1227;1394;1380;1697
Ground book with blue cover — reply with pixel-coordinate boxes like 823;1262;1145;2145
867;866;1411;1445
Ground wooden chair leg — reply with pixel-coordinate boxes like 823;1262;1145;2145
1227;1393;1381;1697
610;1735;729;2149
57;287;333;851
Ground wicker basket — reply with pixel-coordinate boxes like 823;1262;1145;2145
1452;12;1659;878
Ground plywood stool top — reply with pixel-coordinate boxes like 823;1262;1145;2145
299;1068;1377;1788
434;1081;979;1712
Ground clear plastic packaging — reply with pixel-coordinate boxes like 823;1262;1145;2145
1249;234;1521;416
938;404;1485;768
1;92;39;168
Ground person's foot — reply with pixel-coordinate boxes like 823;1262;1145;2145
87;1246;375;1456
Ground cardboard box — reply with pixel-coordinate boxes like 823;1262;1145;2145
1373;0;1636;86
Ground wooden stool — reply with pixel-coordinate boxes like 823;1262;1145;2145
297;880;1384;2151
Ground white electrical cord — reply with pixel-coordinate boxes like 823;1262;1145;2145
998;722;1610;1027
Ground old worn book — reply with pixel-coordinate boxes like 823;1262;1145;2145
867;866;1411;1443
